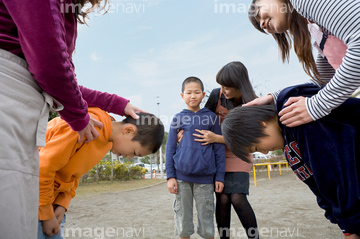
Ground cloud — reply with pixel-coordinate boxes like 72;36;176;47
125;32;226;87
123;29;276;90
170;99;184;112
136;25;153;31
126;94;143;108
146;0;162;8
90;52;101;61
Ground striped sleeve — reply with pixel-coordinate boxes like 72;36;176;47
316;54;335;83
291;0;360;120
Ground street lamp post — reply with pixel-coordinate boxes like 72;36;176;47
157;96;164;179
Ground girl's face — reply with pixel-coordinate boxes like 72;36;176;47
254;0;289;34
221;85;242;100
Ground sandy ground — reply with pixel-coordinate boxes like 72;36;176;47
63;171;343;239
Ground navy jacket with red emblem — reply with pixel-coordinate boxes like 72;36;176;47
277;83;360;234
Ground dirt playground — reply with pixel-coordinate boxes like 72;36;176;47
63;171;342;239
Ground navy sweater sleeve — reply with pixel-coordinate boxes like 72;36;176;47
165;115;179;180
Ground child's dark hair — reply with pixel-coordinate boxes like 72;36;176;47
221;105;277;162
181;76;204;92
216;61;257;104
122;113;164;154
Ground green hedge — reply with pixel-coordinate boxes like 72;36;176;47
81;161;147;182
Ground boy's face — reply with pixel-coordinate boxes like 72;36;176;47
111;125;152;159
181;82;205;111
248;119;284;154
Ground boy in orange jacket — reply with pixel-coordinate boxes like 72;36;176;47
38;107;164;238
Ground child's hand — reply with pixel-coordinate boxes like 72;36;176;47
193;129;217;145
41;217;61;237
54;205;66;224
215;181;224;193
167;178;178;194
177;130;184;143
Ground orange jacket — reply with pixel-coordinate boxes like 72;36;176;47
38;107;113;220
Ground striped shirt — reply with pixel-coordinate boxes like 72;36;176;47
275;0;360;120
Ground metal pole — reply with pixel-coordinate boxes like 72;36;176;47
110;152;113;181
150;154;153;179
253;165;257;187
157;96;164;179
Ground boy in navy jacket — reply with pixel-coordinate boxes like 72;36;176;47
166;77;225;239
221;84;360;238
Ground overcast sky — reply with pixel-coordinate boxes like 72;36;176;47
73;0;310;130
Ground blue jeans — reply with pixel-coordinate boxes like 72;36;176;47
37;214;66;239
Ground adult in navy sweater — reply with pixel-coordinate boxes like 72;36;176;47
222;84;360;238
166;77;225;239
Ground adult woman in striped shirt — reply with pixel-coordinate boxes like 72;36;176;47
247;0;359;129
247;0;360;238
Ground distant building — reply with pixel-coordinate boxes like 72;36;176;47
252;152;272;160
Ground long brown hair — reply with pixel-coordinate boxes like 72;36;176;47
73;0;108;24
249;0;322;84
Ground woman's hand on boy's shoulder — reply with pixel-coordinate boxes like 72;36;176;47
193;129;218;145
177;130;184;143
243;94;274;106
124;102;147;119
279;96;313;127
77;115;103;143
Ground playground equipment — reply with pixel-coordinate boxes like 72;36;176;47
252;161;289;187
